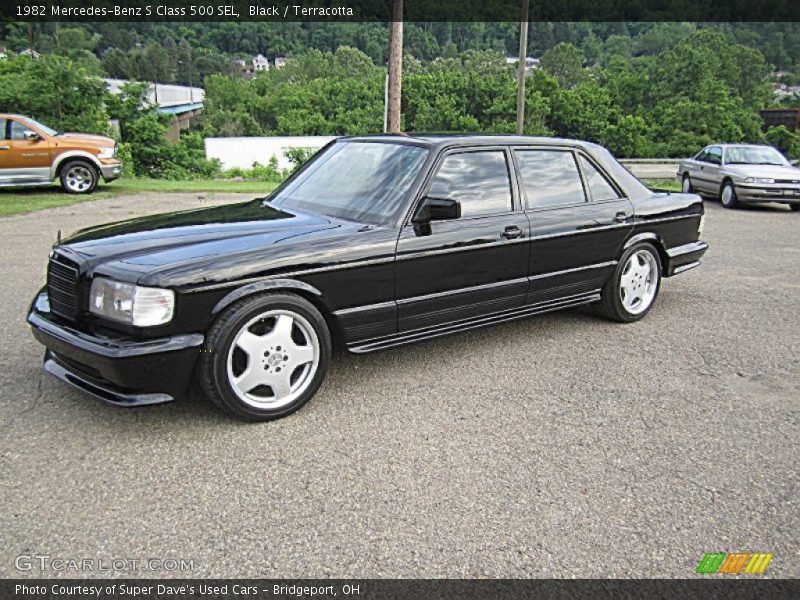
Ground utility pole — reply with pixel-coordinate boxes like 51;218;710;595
386;0;403;133
516;0;530;135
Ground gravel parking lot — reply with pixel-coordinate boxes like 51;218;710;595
0;191;797;579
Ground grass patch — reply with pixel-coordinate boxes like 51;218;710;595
0;178;279;217
643;178;681;192
114;178;279;194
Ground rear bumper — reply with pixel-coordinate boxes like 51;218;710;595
28;292;203;407
666;241;709;277
734;184;800;204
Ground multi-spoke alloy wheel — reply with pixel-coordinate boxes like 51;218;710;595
60;161;98;194
595;243;662;323
227;310;320;409
200;293;331;421
619;250;658;315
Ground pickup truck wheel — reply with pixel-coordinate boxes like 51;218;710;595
595;243;662;323
790;204;800;212
681;174;693;193
720;181;739;209
199;293;331;421
60;160;99;194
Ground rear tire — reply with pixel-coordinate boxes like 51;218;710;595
681;174;693;193
720;181;739;209
199;293;331;421
790;204;800;212
60;160;99;194
595;243;662;323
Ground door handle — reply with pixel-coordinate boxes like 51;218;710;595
501;225;523;239
613;211;628;223
0;146;10;150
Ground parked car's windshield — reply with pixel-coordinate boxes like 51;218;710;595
725;146;789;166
22;117;59;136
271;141;429;225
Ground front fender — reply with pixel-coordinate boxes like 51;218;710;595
211;279;323;317
50;151;103;179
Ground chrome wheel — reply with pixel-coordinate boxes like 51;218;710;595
64;165;94;193
619;250;658;315
226;309;320;409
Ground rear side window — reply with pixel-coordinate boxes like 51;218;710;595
0;119;6;140
579;156;621;202
427;151;512;218
515;150;586;209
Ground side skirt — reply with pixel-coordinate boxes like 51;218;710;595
348;290;601;354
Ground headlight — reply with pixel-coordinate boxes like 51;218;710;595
89;278;174;326
744;177;775;184
97;146;115;159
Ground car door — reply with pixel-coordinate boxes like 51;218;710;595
513;147;634;304
692;145;722;193
395;147;530;332
0;119;51;184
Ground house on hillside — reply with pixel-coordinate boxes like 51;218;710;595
18;48;40;58
253;54;269;72
505;56;541;73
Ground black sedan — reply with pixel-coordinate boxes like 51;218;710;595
28;135;708;421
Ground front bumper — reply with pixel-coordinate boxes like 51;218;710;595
100;160;122;182
734;184;800;204
28;292;203;407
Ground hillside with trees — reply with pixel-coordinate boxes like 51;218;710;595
1;22;799;178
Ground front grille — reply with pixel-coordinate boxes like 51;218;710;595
775;179;800;185
47;254;79;321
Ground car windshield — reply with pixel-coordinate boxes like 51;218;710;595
22;117;59;136
270;141;429;225
725;146;789;166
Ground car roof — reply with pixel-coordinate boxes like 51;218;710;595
342;133;602;150
705;143;774;149
0;114;30;120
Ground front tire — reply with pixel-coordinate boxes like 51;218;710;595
199;293;331;421
596;243;662;323
60;160;99;194
720;181;739;209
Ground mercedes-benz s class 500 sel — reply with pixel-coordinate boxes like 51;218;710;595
28;135;708;420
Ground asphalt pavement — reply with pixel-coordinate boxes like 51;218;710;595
0;190;797;578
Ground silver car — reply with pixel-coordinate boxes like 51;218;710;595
678;144;800;211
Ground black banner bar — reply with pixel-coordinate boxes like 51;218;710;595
3;0;800;23
2;579;799;600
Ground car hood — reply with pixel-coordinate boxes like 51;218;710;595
726;164;800;180
59;199;357;284
57;132;116;146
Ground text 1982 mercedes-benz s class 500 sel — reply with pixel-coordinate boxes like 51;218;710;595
28;135;708;421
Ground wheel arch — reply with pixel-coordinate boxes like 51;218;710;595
621;232;669;275
51;152;102;179
210;279;344;347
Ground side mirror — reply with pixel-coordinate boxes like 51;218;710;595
791;159;799;167
412;197;461;223
23;130;40;141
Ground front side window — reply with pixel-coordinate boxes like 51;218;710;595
21;117;58;136
0;119;6;140
579;155;621;202
707;147;722;164
427;151;512;218
9;120;31;140
515;150;586;209
271;141;429;225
